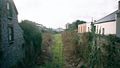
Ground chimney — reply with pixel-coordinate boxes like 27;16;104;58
118;1;120;10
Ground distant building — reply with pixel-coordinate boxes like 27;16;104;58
78;1;120;37
66;23;70;29
78;23;87;33
0;0;24;68
55;28;64;32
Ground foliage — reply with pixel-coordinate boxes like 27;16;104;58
38;33;53;65
38;34;64;68
105;35;120;68
62;31;83;68
19;20;42;68
51;34;64;68
62;30;120;68
78;33;120;68
67;20;86;31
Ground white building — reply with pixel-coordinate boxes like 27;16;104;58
78;1;120;37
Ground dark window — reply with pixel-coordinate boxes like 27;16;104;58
102;28;105;35
117;13;120;18
94;26;96;32
7;2;13;20
8;26;14;44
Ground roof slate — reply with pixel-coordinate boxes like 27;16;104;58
95;10;118;24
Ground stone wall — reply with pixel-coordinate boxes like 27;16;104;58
0;0;24;68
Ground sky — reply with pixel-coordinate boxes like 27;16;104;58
13;0;119;29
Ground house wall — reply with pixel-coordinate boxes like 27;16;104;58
86;22;91;32
78;23;86;33
0;0;24;68
66;23;70;29
78;21;116;35
95;21;116;35
116;13;120;37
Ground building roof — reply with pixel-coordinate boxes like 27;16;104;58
11;0;18;14
95;10;118;24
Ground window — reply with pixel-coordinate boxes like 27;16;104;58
7;2;10;10
102;28;105;35
88;27;89;32
94;26;96;32
7;2;13;19
8;26;14;44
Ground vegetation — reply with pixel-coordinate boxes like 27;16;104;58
62;30;120;68
51;34;64;68
19;20;42;68
66;20;86;31
105;35;120;68
62;31;80;68
38;33;53;65
1;19;119;68
38;34;64;68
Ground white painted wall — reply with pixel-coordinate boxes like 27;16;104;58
94;21;116;35
78;21;116;35
78;23;86;33
86;22;91;32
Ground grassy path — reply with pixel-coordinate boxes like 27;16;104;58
52;34;64;68
39;34;64;68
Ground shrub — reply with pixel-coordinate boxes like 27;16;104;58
37;33;53;65
62;31;84;68
62;31;120;68
19;20;42;68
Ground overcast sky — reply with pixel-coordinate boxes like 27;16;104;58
13;0;119;29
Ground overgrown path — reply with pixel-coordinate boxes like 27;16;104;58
52;34;64;68
39;34;64;68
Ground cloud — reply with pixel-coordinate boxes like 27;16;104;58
14;0;119;28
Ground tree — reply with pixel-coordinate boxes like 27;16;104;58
19;20;42;68
67;20;86;31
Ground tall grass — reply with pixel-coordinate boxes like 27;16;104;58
62;31;120;68
39;34;64;68
62;31;81;68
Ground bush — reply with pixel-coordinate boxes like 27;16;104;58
62;31;84;68
105;35;120;68
78;33;120;68
37;33;53;65
19;20;42;68
62;31;120;68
